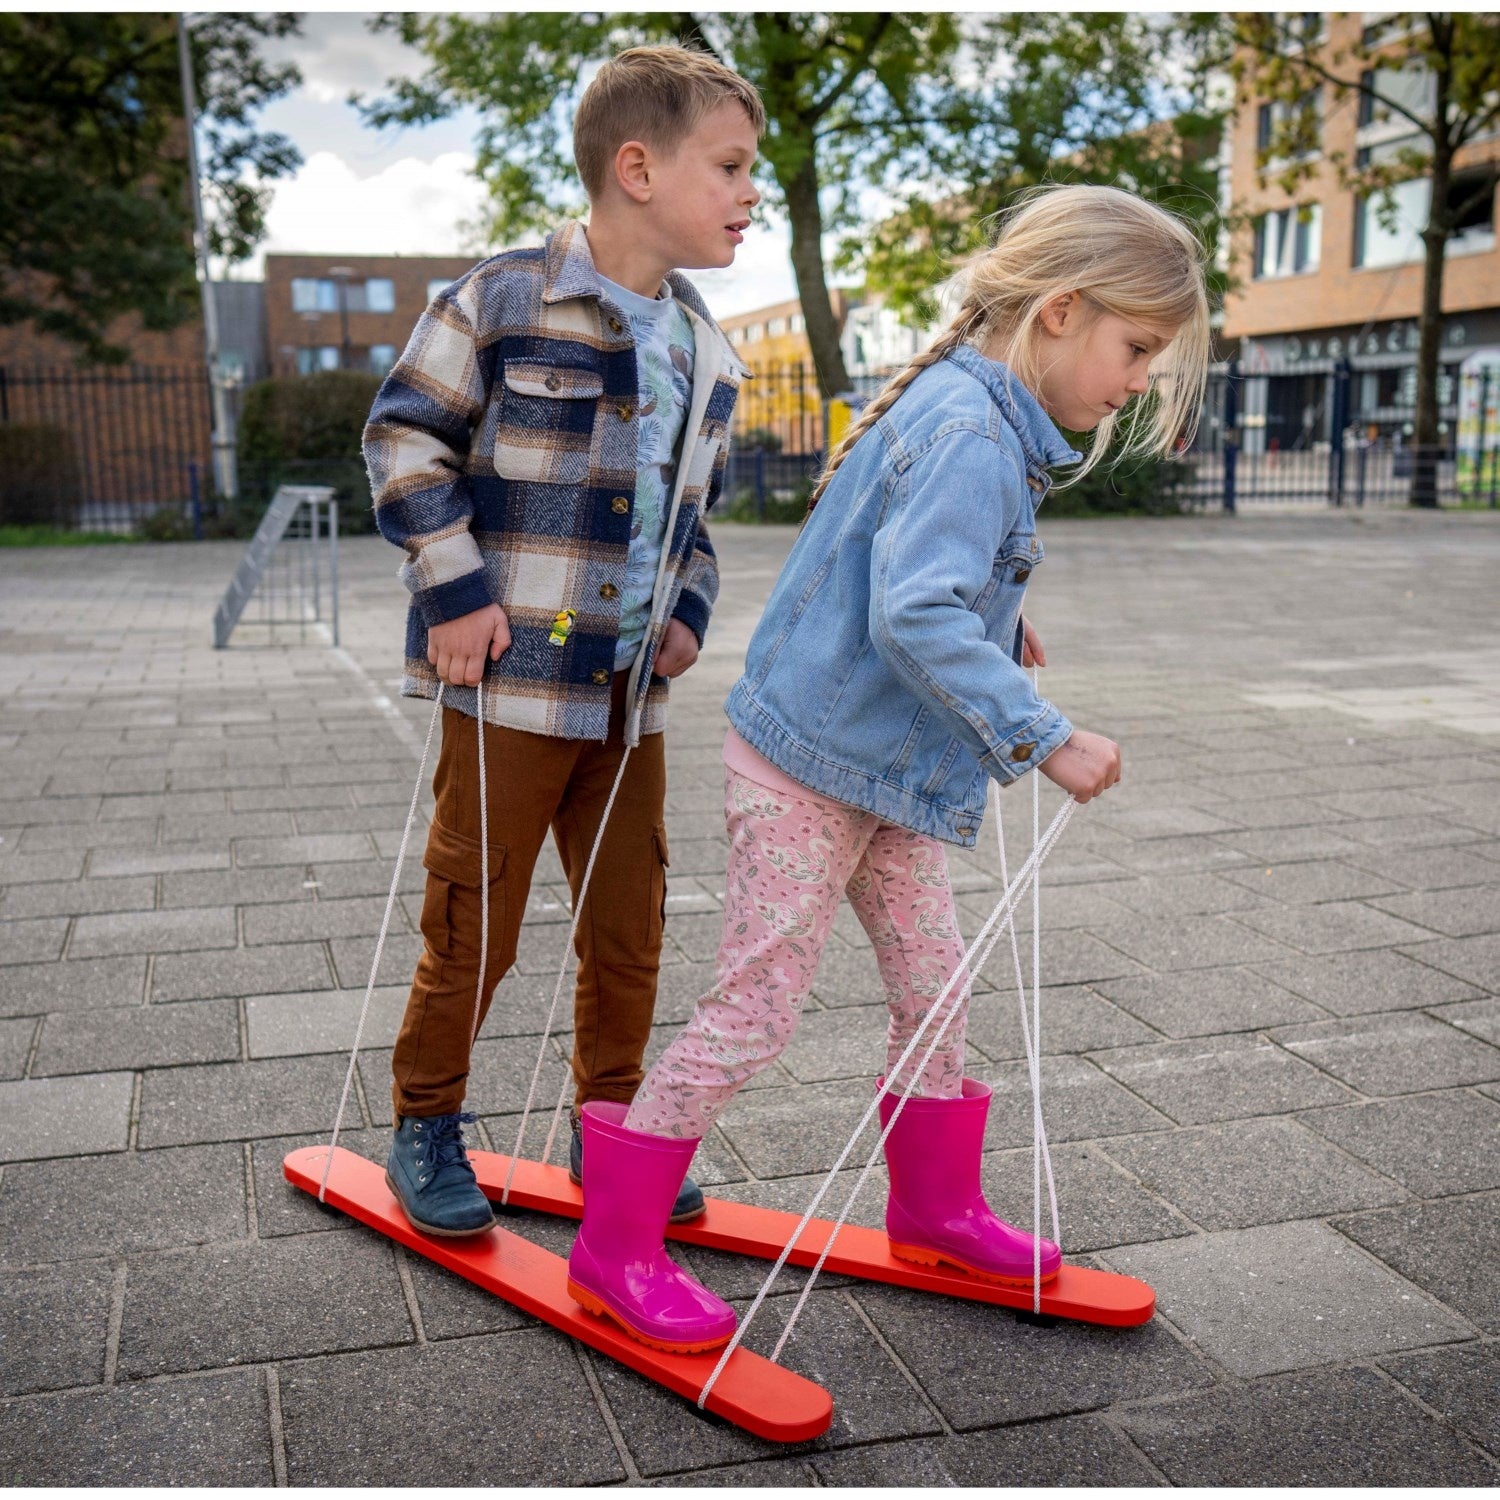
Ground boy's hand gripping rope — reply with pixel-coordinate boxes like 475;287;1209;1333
694;787;1077;1409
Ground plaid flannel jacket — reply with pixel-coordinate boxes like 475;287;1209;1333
363;220;747;744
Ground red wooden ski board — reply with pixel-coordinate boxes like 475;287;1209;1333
282;1146;833;1444
471;1150;1155;1329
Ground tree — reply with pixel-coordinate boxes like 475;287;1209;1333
359;12;969;398
0;13;303;365
846;13;1234;328
1233;12;1500;507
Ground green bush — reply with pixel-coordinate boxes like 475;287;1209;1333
1042;448;1191;517
135;504;193;541
228;371;382;535
0;423;84;527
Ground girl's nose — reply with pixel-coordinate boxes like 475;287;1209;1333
1126;370;1151;395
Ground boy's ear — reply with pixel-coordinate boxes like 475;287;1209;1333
613;140;653;204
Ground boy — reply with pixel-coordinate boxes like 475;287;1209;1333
363;44;763;1237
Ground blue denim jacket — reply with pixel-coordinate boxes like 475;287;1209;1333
725;344;1080;848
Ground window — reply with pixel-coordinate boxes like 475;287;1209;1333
1256;89;1320;160
746;324;764;343
767;317;787;338
1252;204;1322;278
790;313;805;334
1446;165;1497;252
291;278;338;313
426;277;452;304
1273;11;1325;47
369;344;397;376
295;346;341;374
1358;66;1435;133
362;278;396;314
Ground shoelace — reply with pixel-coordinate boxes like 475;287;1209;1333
421;1112;480;1177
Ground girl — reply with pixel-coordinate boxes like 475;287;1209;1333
565;184;1211;1353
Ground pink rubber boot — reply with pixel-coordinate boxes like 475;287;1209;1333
565;1102;737;1353
878;1077;1062;1286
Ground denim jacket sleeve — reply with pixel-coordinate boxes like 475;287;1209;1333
868;426;1073;783
362;295;494;628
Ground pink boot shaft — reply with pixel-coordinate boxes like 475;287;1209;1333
565;1102;736;1353
879;1077;1062;1286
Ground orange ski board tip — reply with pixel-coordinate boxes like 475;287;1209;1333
470;1149;1155;1329
282;1146;832;1445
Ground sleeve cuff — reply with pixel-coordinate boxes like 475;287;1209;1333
979;707;1073;785
670;587;711;647
415;569;493;628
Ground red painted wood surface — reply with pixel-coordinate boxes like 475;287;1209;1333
282;1145;833;1444
471;1150;1155;1328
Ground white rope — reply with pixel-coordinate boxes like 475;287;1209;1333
696;794;1076;1408
473;678;489;1054
319;685;445;1202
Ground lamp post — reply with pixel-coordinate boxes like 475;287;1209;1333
329;266;353;371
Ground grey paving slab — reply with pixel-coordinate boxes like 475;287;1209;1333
1370;884;1500;938
1089;915;1296;972
963;983;1160;1060
0;917;68;967
0;1018;34;1080
1234;898;1440;956
249;1127;387;1239
1271;1011;1500;1095
279;1332;624;1486
0;1072;134;1162
1341;843;1500;891
1216;858;1405;906
1101;1117;1407;1231
0;1260;114;1394
0;851;85;887
955;880;1140;931
88;845;230;878
807;1416;1161;1486
1403;932;1500;991
1094;870;1275;919
33;999;240;1076
590;1288;939;1476
303;857;427;902
650;1457;817;1485
1095;965;1327;1037
1430;995;1500;1045
1254;946;1485;1016
1105;1221;1470;1378
159;865;315;908
0;876;156;921
1215;824;1381;864
1098;835;1252;876
1333;1193;1500;1332
0;1143;247;1266
243;895;399;947
981;928;1150;989
400;1243;535;1338
68;904;236;960
235;832;374;867
854;1279;1213;1428
150;941;332;1002
21;818;158;853
0;1370;275;1485
975;1054;1176;1148
328;932;422;990
137;1054;351;1148
1299;1091;1500;1198
245;985;406;1058
1115;1365;1496;1485
694;1078;873;1180
1087;1033;1355;1125
1382;1343;1500;1456
806;940;887;1008
118;1231;413;1377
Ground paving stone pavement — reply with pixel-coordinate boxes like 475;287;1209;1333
1;511;1498;1485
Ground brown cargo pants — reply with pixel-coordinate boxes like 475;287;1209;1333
390;672;668;1121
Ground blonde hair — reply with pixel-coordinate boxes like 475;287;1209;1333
573;44;766;199
809;184;1212;509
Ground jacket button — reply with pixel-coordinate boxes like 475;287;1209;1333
544;372;562;392
591;669;610;686
608;316;623;334
611;496;630;514
1027;474;1045;492
599;583;618;600
616;403;632;421
1010;741;1037;762
1014;567;1031;583
956;826;974;837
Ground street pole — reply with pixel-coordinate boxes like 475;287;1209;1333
177;15;238;501
330;267;353;370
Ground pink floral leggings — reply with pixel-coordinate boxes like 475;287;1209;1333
624;769;971;1139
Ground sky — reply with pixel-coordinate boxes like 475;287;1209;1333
246;13;806;318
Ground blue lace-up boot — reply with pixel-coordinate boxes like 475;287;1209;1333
386;1112;495;1237
570;1112;705;1224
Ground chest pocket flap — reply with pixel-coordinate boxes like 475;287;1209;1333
495;360;603;485
502;361;604;400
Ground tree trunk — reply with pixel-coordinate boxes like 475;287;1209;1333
1410;70;1454;507
778;141;851;400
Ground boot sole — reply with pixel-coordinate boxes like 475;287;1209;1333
384;1172;495;1238
568;1166;706;1224
889;1239;1061;1288
567;1280;733;1354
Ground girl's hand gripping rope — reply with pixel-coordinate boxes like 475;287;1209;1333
1039;730;1121;804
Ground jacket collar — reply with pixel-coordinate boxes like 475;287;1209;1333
946;343;1082;471
542;219;749;378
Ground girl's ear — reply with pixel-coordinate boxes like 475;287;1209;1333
1038;291;1080;339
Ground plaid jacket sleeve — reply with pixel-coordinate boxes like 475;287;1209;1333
669;443;726;645
362;296;494;627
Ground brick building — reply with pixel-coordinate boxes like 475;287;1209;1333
262;253;479;379
1222;12;1500;450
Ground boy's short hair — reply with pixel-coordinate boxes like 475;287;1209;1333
574;44;765;199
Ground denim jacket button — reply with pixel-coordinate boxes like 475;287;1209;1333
1026;474;1045;492
956;826;974;836
1010;741;1037;762
1014;567;1031;583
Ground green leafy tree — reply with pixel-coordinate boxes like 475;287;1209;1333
1233;12;1500;506
0;12;302;364
848;13;1233;328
